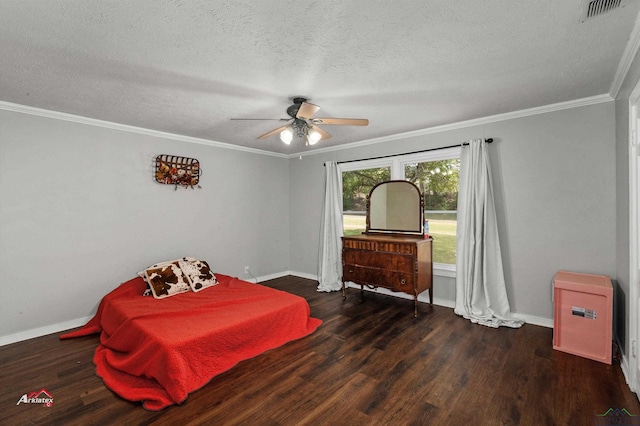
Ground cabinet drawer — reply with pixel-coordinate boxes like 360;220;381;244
342;238;417;255
342;249;414;273
343;264;414;291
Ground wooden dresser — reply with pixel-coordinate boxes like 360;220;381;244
342;233;433;317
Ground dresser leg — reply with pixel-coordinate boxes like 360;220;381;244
414;296;418;318
429;287;433;304
342;282;346;299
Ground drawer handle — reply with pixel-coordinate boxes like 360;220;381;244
400;279;406;285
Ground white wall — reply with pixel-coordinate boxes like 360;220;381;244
289;101;617;322
0;109;290;341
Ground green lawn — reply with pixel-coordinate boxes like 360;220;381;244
343;215;457;264
343;214;366;231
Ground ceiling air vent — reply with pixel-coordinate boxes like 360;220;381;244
580;0;629;22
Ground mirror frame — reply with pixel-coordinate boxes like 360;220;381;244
365;180;424;235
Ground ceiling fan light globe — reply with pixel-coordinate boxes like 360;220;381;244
307;129;322;145
280;128;293;144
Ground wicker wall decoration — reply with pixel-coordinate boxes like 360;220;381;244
155;155;202;190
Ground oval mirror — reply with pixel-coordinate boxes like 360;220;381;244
366;180;423;234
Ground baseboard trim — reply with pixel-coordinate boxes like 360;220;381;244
253;271;291;283
618;336;639;396
288;271;319;281
0;316;93;347
512;313;553;328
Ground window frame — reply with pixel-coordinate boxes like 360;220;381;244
339;146;461;277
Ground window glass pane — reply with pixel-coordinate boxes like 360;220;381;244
405;158;459;265
342;167;391;236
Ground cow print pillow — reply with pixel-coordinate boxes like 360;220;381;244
178;259;218;292
143;262;191;299
139;257;197;297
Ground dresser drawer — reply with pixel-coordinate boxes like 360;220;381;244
343;264;414;291
343;249;414;273
342;238;417;255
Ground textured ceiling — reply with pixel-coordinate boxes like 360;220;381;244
1;1;639;154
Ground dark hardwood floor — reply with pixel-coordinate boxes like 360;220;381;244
1;275;638;425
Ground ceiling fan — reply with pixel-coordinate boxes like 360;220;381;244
231;97;369;145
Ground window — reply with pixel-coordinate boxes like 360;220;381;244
341;160;391;236
340;147;460;275
404;157;460;266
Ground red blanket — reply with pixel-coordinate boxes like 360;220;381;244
61;274;321;410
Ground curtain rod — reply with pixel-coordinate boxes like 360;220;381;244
328;138;493;166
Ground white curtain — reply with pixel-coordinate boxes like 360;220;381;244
455;139;523;328
317;161;343;292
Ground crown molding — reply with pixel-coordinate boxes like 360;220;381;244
0;100;288;159
610;8;640;98
0;93;613;161
290;93;613;158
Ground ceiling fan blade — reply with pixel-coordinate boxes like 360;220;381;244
296;102;320;120
311;118;369;126
231;118;290;121
257;124;289;140
311;125;332;140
